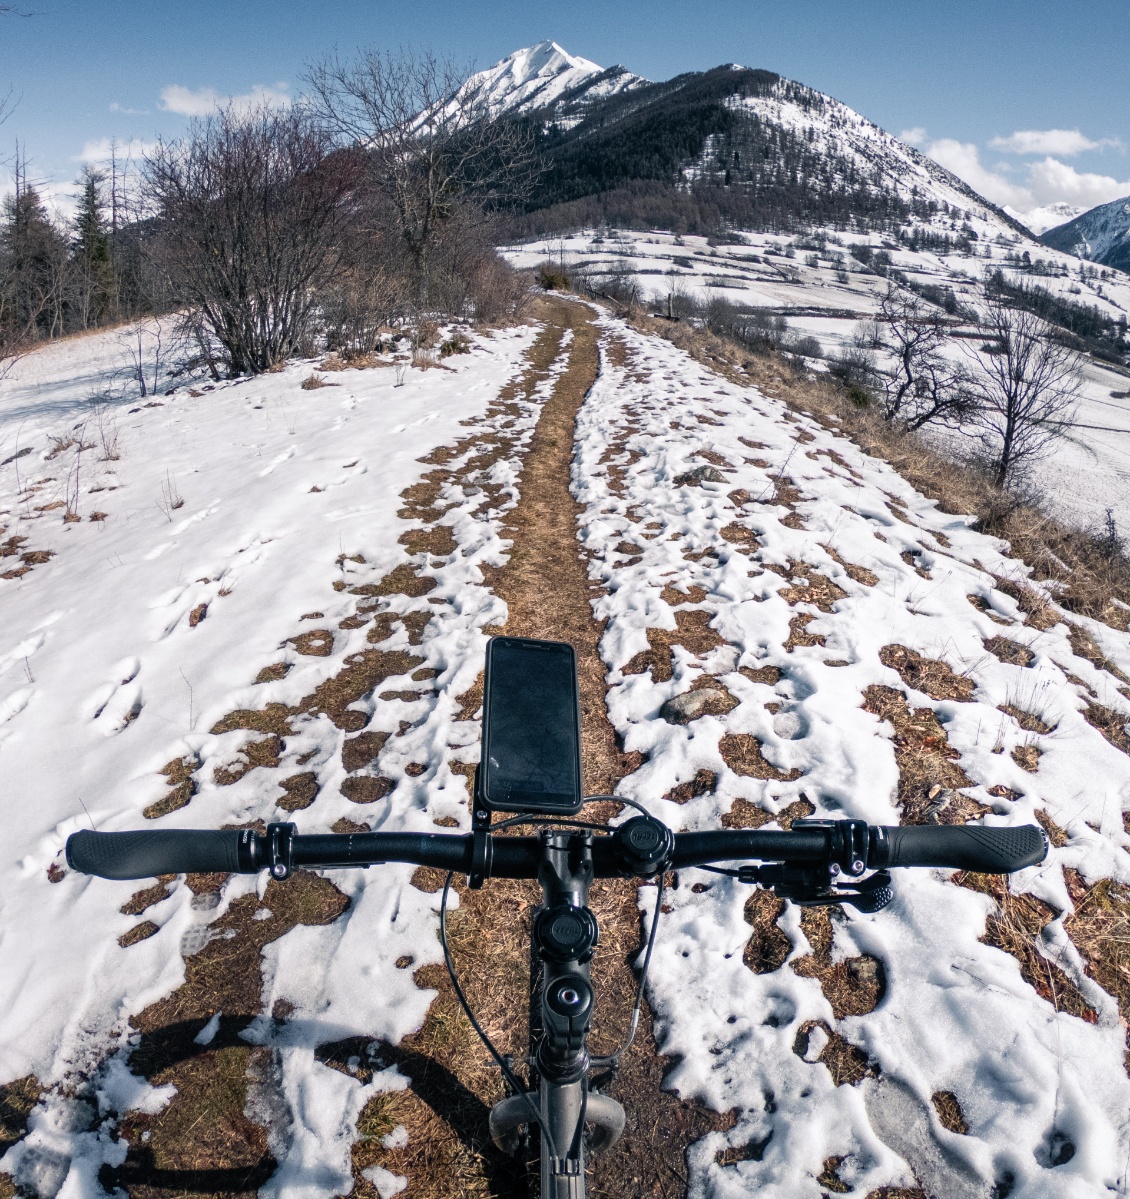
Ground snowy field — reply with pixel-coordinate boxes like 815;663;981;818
503;229;1130;538
2;305;1130;1198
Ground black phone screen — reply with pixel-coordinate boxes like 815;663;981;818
480;637;582;814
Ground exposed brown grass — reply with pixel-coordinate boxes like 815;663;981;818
791;906;885;1019
931;1090;969;1135
1062;870;1130;1025
879;645;975;702
862;685;986;824
620;609;727;682
983;635;1034;666
0;1076;40;1173
956;872;1096;1023
143;755;199;820
103;872;350;1199
719;733;803;781
1083;702;1130;756
792;1020;875;1087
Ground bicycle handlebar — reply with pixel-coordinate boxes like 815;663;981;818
65;820;1047;882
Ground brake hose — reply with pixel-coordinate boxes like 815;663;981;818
439;873;560;1161
591;871;666;1068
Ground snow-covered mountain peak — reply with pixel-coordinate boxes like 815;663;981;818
1042;191;1130;274
456;40;646;119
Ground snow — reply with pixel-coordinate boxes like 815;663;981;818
503;229;1130;538
572;309;1130;1196
1010;203;1088;237
1044;194;1130;267
449;40;644;121
2;301;1130;1196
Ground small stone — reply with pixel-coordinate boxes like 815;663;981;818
848;956;880;984
673;464;727;486
660;688;727;724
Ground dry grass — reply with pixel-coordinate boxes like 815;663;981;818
143;755;199;820
1083;702;1130;756
1062;870;1130;1026
879;644;975;702
791;906;885;1018
983;636;1034;666
299;373;336;390
956;872;1096;1023
931;1090;969;1135
103;872;350;1199
0;1075;40;1178
276;772;318;811
212;735;282;786
862;685;988;825
719;733;803;781
792;1020;874;1086
620;608;727;682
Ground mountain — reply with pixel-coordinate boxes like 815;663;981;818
454;40;645;123
1012;202;1087;237
480;45;1028;243
1041;193;1130;274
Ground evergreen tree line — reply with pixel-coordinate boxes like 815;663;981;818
0;158;161;357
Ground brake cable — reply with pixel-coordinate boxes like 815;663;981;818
590;871;665;1069
440;872;560;1161
442;795;671;1151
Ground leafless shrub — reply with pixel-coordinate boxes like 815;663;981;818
157;471;184;521
145;106;358;374
965;296;1083;487
877;281;976;430
305;48;536;311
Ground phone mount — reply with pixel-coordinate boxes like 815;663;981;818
469;768;493;889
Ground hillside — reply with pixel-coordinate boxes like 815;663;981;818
1043;193;1130;275
2;302;1130;1198
480;45;1027;244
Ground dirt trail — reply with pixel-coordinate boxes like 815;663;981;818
483;297;733;1197
351;296;731;1199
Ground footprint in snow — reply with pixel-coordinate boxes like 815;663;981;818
258;448;297;478
90;679;143;736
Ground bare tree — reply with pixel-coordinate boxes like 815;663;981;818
305;49;535;307
876;282;975;430
144;106;358;374
967;296;1083;487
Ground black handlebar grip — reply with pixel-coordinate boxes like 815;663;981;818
872;824;1046;873
66;829;248;880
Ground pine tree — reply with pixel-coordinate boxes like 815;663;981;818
72;165;114;326
0;172;70;339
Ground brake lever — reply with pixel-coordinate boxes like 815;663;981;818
730;862;894;914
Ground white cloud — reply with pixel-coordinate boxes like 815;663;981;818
109;102;149;116
899;126;927;147
988;128;1120;157
920;134;1130;229
159;82;291;117
923;138;1033;210
1025;156;1130;209
75;137;157;164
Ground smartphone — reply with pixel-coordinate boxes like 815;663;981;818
479;636;583;815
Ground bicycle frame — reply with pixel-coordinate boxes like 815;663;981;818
487;829;626;1197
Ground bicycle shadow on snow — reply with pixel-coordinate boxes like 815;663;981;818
99;1013;524;1196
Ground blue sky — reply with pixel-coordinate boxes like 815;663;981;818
2;0;1128;223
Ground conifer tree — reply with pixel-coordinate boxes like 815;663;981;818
72;165;114;326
